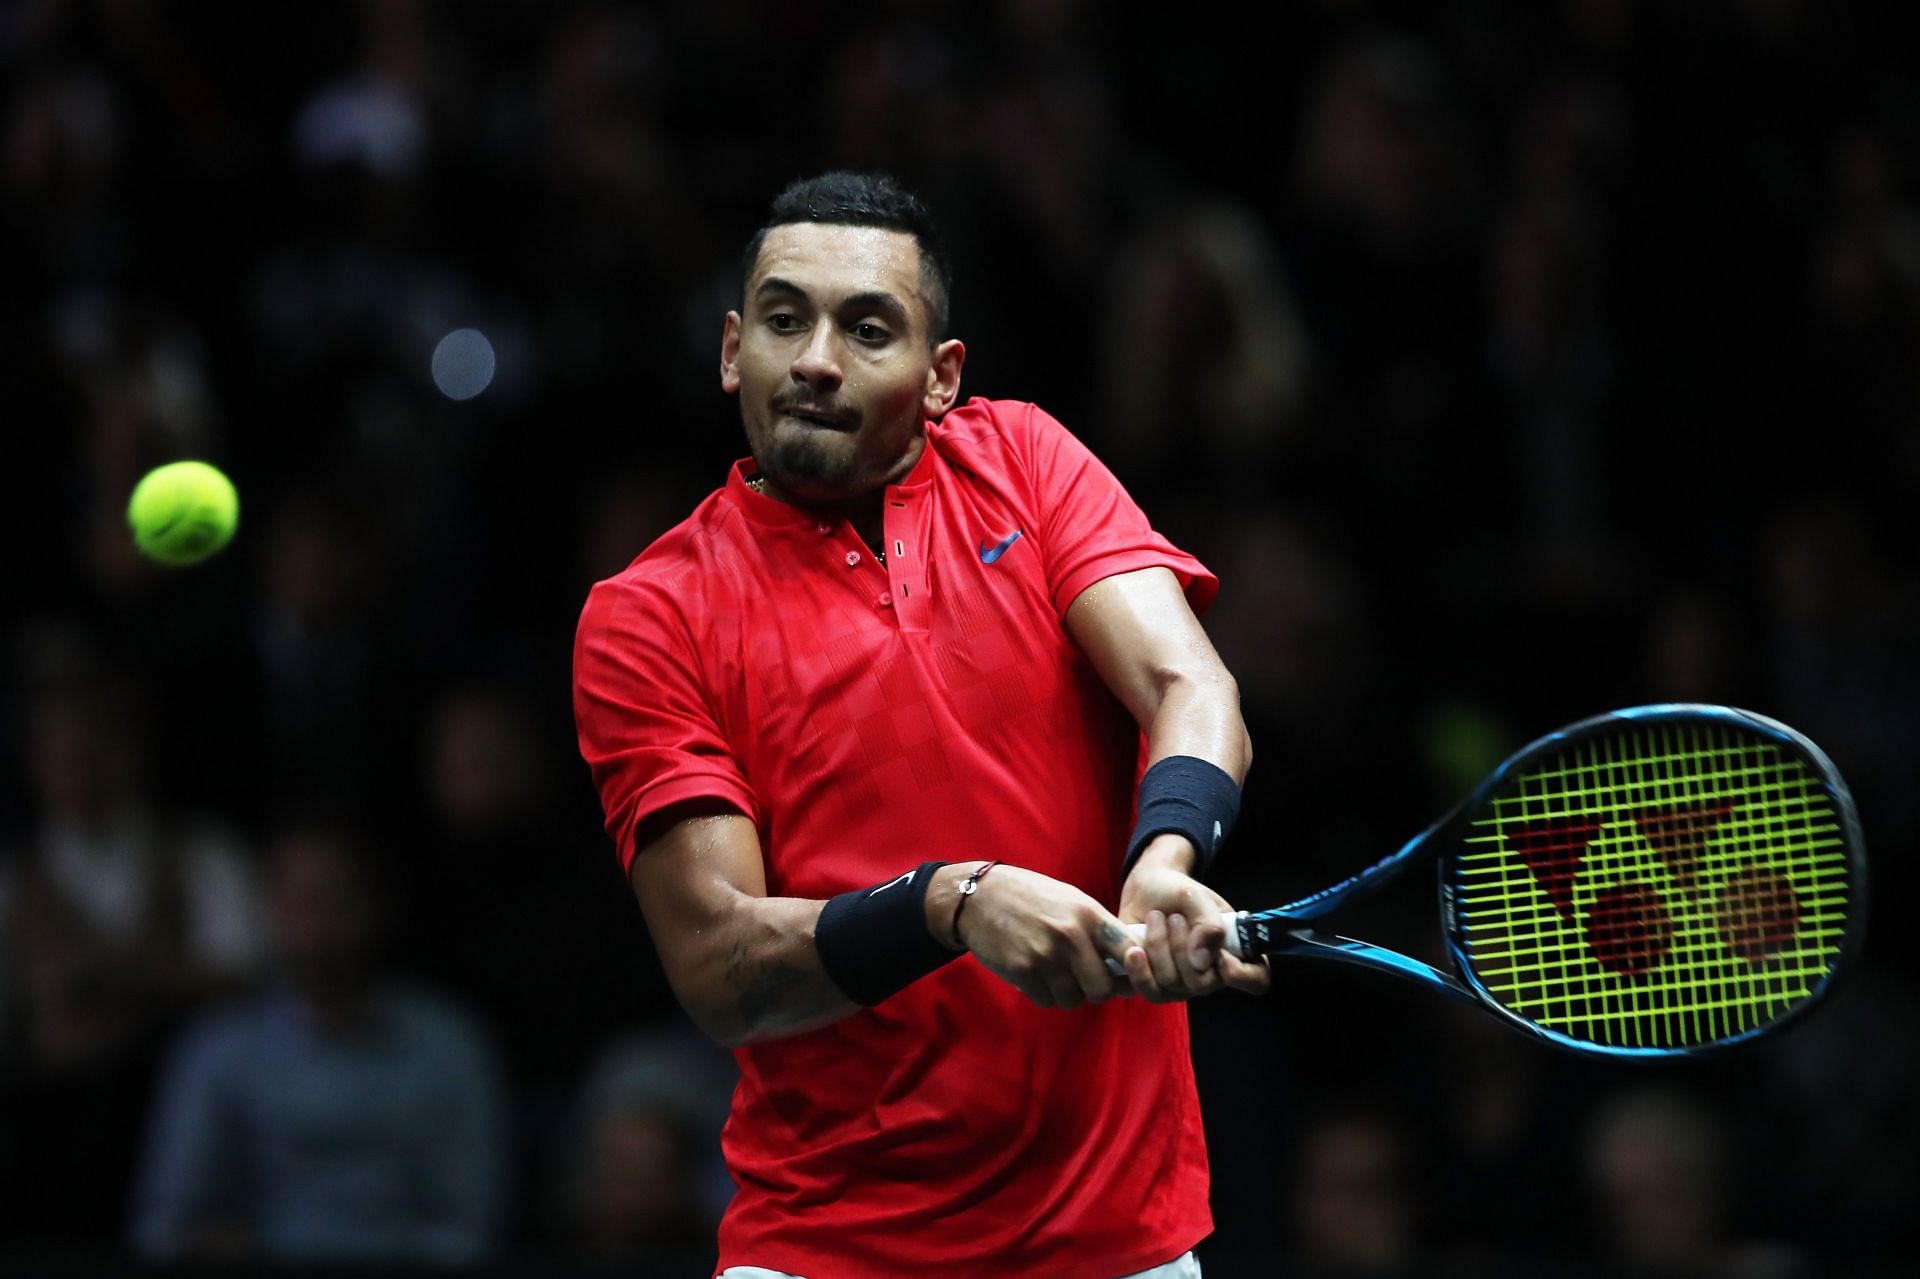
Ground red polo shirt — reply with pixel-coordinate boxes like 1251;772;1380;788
574;398;1217;1277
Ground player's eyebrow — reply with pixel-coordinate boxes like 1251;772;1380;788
754;277;810;307
754;278;912;330
837;291;911;329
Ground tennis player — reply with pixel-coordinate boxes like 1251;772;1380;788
574;172;1266;1279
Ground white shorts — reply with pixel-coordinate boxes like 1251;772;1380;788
721;1250;1201;1279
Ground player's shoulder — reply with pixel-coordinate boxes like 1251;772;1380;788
931;397;1078;479
933;397;1065;449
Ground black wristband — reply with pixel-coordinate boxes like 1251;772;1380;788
1123;756;1241;880
814;861;956;1006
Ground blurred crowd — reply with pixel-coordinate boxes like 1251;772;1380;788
4;0;1919;1274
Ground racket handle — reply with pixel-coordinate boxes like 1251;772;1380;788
1102;911;1245;976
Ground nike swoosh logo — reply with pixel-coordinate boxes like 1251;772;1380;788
979;529;1024;564
868;870;916;897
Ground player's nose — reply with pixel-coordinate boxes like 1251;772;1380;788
790;324;843;388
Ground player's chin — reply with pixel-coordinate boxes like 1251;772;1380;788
761;434;863;498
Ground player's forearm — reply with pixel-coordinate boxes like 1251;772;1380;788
675;896;858;1046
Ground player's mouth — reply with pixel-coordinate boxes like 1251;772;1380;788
777;401;857;430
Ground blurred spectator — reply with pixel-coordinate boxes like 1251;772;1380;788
1283;28;1500;617
1423;1001;1584;1263
920;0;1121;418
1097;199;1313;494
1761;501;1920;927
1193;506;1411;908
2;663;265;1071
1799;126;1920;491
0;655;262;1250
1295;32;1478;257
576;469;690;587
397;680;667;1249
550;1029;735;1266
818;5;960;179
1581;1083;1798;1275
237;484;417;821
1489;73;1631;605
290;0;431;187
406;681;666;1090
1286;1104;1425;1273
2;56;130;282
969;0;1116;282
130;824;507;1266
1643;588;1754;707
533;3;706;292
1750;968;1920;1262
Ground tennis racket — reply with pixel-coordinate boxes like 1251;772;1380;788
1112;704;1866;1058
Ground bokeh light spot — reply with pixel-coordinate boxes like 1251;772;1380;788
432;328;496;401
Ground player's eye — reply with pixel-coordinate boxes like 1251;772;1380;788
766;312;804;333
850;322;891;343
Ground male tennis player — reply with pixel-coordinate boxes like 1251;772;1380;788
574;172;1266;1279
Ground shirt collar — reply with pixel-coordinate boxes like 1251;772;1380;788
725;457;813;528
892;432;939;492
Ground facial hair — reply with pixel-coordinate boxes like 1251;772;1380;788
756;393;873;497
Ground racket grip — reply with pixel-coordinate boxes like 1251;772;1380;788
1102;911;1244;976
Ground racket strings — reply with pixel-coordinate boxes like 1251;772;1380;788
1452;721;1851;1050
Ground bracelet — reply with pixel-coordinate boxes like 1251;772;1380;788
949;860;1000;947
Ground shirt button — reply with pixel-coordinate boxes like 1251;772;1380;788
878;592;893;608
816;522;832;535
845;551;861;566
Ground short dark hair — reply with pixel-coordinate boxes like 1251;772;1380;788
742;172;952;341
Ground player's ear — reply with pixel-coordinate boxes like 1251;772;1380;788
720;311;743;394
923;338;965;417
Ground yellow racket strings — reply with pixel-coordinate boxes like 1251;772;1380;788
1454;721;1849;1048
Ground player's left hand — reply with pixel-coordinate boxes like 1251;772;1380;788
1118;839;1270;1002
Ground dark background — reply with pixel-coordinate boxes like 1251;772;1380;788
4;0;1919;1274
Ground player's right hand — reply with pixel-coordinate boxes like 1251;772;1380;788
954;864;1134;1009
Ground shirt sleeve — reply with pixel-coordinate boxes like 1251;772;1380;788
573;574;759;873
1006;402;1219;617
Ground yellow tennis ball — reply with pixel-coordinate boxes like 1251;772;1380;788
127;461;239;566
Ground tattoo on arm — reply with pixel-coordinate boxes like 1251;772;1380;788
728;939;814;1031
